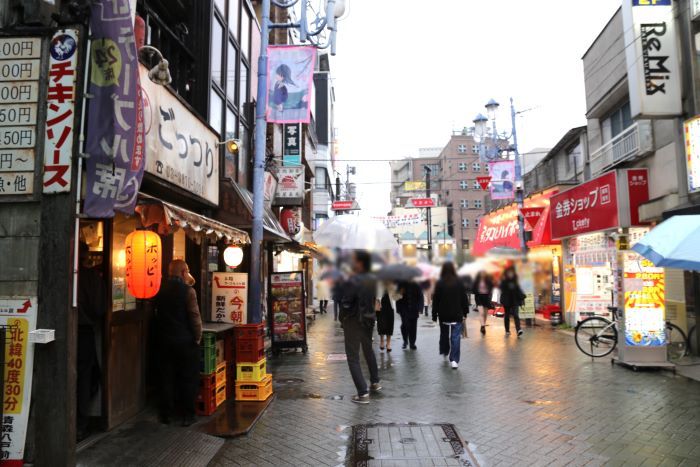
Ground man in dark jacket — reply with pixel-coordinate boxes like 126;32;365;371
432;262;469;369
339;250;381;404
499;266;526;337
154;259;203;425
396;281;424;349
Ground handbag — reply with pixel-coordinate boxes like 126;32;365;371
490;287;501;305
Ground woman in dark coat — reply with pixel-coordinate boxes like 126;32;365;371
472;271;494;336
499;266;526;337
376;282;397;352
432;262;469;369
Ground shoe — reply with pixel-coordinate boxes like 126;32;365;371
506;331;511;336
480;326;486;336
379;347;385;351
410;345;417;350
387;348;392;352
402;343;408;349
517;329;524;337
352;394;370;404
450;361;459;369
370;383;382;393
182;416;196;427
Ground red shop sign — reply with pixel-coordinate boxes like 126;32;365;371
520;206;545;229
627;168;649;226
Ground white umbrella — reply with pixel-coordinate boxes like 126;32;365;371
486;246;526;260
314;215;398;251
458;259;500;277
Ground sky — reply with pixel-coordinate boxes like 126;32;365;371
329;0;621;217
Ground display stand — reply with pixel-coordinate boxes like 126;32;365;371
268;271;308;354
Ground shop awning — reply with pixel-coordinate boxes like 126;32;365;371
220;181;291;242
136;195;250;244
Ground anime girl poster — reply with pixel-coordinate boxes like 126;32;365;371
266;46;317;124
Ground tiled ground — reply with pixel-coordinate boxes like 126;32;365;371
209;314;700;466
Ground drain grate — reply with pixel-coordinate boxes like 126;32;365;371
347;423;478;466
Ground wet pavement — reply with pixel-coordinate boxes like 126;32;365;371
209;314;700;466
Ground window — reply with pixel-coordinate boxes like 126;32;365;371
474;200;482;209
457;144;467;154
239;62;249;115
485;164;490;173
472;145;480;153
473;181;480;190
601;101;632;143
460;199;468;208
209;89;223;133
228;0;239;37
226;41;238;103
224;107;238;180
240;8;251;58
472;162;481;172
459;180;468;190
315;167;329;189
476;219;480;228
566;143;582;174
458;163;467;172
462;219;470;228
211;19;224;86
214;0;226;14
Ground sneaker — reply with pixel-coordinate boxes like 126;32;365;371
480;325;486;336
517;329;524;337
410;345;417;350
370;383;382;393
450;361;459;369
505;331;511;336
402;343;408;350
352;394;370;404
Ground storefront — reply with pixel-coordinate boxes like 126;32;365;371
550;169;652;327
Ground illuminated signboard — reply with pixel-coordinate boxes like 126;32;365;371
623;251;665;347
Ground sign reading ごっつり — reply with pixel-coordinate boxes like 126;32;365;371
212;273;248;324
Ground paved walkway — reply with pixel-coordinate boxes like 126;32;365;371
211;314;700;467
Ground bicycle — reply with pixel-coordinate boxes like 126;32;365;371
574;306;688;360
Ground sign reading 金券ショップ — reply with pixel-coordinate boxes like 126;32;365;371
142;65;219;205
622;0;682;118
0;297;38;464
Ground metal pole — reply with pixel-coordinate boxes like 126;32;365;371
511;97;528;254
249;0;271;324
425;166;433;262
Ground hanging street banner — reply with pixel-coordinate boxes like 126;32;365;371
520;206;545;229
406;198;435;208
0;297;38;465
212;272;248;324
622;0;682;118
282;123;302;166
42;29;80;193
477;176;492;191
488;161;515;200
266;46;316;124
84;0;145;217
404;180;426;192
684;115;700;193
331;200;360;211
372;213;422;228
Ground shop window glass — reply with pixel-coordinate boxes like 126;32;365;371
112;214;139;312
210;88;223;134
228;0;239;37
224;107;238;180
239;62;249;115
211;19;224;86
241;9;250;58
227;41;238;103
214;0;226;14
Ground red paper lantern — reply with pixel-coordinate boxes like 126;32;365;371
280;208;301;236
125;230;162;299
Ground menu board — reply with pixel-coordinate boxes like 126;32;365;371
270;272;305;344
623;252;665;347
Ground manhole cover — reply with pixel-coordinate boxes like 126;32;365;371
347;423;478;466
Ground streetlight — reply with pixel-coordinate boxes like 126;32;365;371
248;0;345;324
473;98;527;254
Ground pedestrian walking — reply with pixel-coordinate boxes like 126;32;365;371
472;271;494;336
154;260;203;426
396;280;423;349
432;262;469;369
332;279;343;321
339;251;381;404
316;278;330;314
377;282;399;352
499;266;526;337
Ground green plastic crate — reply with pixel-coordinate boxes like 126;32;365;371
202;332;217;347
200;345;217;374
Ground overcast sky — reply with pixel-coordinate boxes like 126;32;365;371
330;0;621;217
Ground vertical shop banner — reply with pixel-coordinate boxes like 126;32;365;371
0;297;38;465
623;252;665;346
488;160;515;200
626;168;649;226
266;46;316;124
684;115;700;193
270;272;306;343
282;123;302;166
622;0;682;118
84;0;145;217
42;29;80;193
212;272;248;324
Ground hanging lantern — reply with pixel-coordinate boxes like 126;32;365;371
125;230;162;299
280;207;301;236
223;245;244;268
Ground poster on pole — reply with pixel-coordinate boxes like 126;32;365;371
0;297;38;465
266;46;316;124
212;272;248;324
488;160;515;200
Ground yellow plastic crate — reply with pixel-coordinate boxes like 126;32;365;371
235;374;273;401
215;383;226;407
215;361;227;388
236;358;267;382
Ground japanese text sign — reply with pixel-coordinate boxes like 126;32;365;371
684;115;700;193
476;176;491;191
142;65;219;204
84;0;145;217
274;166;305;205
627;169;649;226
520;206;545;229
212;273;248;324
407;198;435;208
43;29;80;193
623;252;665;347
0;297;38;465
282;123;301;166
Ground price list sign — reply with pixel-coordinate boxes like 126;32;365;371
0;37;43;196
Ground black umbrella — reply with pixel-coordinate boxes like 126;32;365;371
375;264;422;282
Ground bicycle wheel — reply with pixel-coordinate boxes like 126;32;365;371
665;323;687;361
575;317;617;358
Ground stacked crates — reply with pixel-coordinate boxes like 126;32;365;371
234;324;272;401
197;331;227;416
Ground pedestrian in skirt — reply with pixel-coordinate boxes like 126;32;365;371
472;271;494;336
377;282;398;352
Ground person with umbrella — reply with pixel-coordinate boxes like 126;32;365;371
432;262;470;369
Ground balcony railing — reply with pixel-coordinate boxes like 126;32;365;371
589;121;653;176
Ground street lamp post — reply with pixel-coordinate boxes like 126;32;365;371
473;98;527;254
249;0;345;324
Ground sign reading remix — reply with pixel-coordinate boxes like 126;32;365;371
0;37;41;196
622;0;682;118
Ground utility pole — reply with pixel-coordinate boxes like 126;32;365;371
510;97;527;254
425;165;433;263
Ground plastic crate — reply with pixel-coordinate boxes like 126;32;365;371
202;332;217;347
226;363;236;399
216;339;226;364
235;374;273;401
235;346;265;364
235;335;264;354
215;361;227;387
236;358;267;382
196;385;217;416
224;332;235;362
200;346;217;374
234;324;265;340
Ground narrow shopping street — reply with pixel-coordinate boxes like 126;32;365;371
210;315;700;466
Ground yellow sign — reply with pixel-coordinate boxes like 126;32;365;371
404;181;426;191
4;317;28;414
